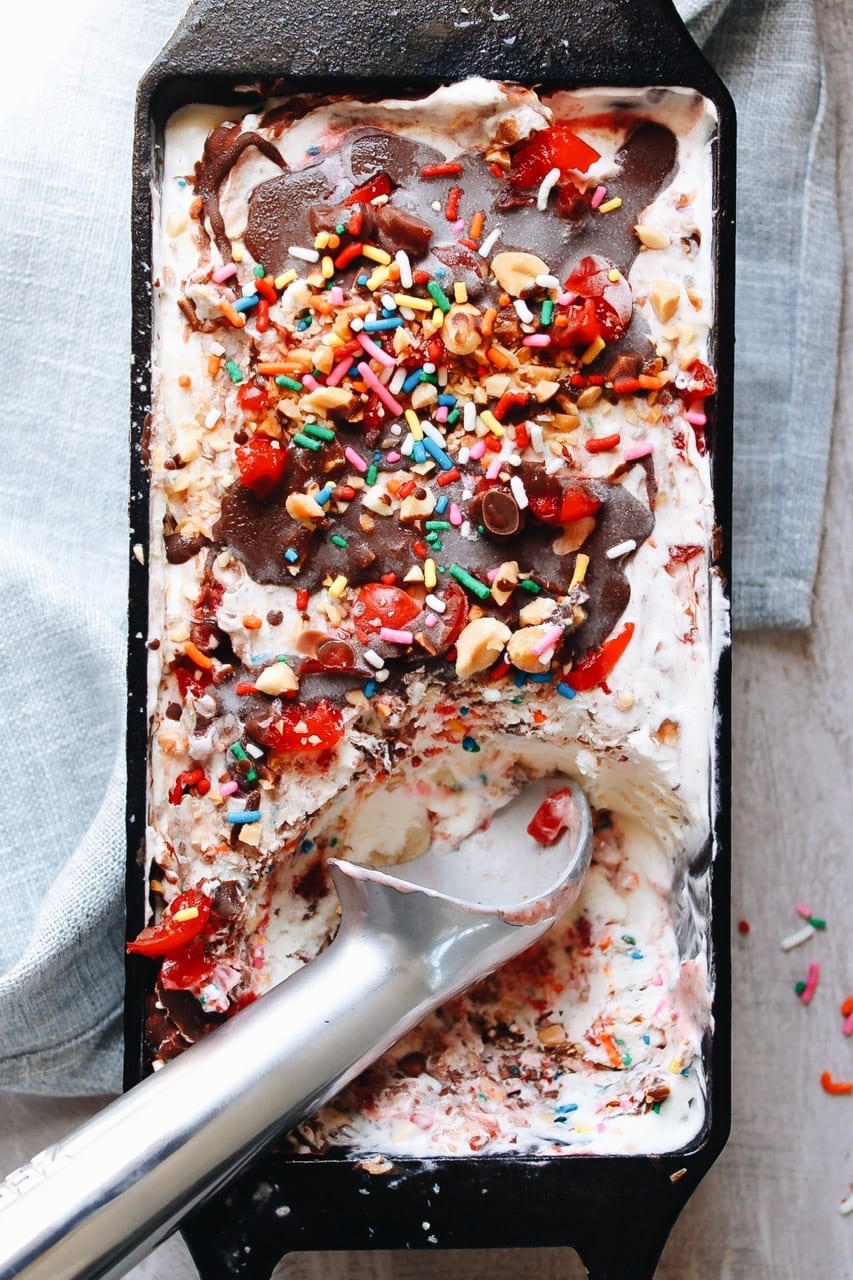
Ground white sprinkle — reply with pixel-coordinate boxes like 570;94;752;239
529;422;545;453
535;273;560;290
513;299;535;324
606;539;638;560
780;924;816;951
422;421;445;446
537;166;561;211
425;594;446;614
460;519;473;539
375;668;390;683
840;1191;853;1216
545;453;564;475
209;340;226;356
438;366;448;387
457;446;470;465
132;543;145;564
423;361;436;374
400;306;416;321
510;475;529;509
389;367;407;395
482;687;503;703
245;742;264;759
204;407;221;429
463;402;477;434
364;649;385;670
288;245;319;263
390;423;403;436
505;452;522;467
381;293;397;311
401;435;415;457
479;227;502;258
431;200;442;212
350;316;364;332
395;251;413;289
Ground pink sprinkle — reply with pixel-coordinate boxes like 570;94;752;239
485;457;502;480
434;405;449;424
468;439;488;461
597;1123;606;1134
385;450;401;463
532;624;564;657
652;973;664;987
452;218;466;234
796;902;813;920
591;184;607;210
449;502;463;527
624;442;654;462
326;357;353;387
379;626;414;645
302;374;320;391
211;263;238;283
424;613;438;628
344;446;368;474
330;286;345;306
523;334;551;347
357;361;404;416
685;410;707;427
358;331;396;368
219;780;239;797
557;291;574;307
487;566;500;583
800;961;820;1006
843;1011;853;1037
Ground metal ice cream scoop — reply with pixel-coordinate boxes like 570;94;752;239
0;777;591;1280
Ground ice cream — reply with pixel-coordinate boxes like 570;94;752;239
139;79;726;1157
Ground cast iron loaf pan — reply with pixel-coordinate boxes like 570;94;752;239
126;1;734;1276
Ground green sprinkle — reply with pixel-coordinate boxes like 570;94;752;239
275;375;304;392
447;408;461;425
794;980;807;996
229;742;248;761
652;1102;662;1114
225;360;243;384
366;464;379;486
432;539;443;551
622;1054;632;1066
621;934;636;946
520;578;542;595
335;223;346;235
303;422;336;441
311;367;323;379
253;264;265;278
293;433;322;451
450;563;491;601
427;280;452;313
540;298;554;327
808;917;827;930
425;532;440;546
330;534;349;548
425;520;451;531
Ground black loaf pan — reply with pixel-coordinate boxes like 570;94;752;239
126;1;734;1276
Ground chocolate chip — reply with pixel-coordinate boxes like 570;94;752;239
165;702;182;721
266;610;284;626
481;489;522;539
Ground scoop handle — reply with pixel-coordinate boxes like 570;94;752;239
0;870;519;1280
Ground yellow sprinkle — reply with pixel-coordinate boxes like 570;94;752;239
598;196;623;214
361;244;392;265
453;281;468;304
172;907;200;923
608;268;621;282
405;409;423;440
328;575;348;598
480;409;505;438
275;269;297;290
314;231;330;250
231;244;244;263
367;266;391;291
424;558;437;590
570;553;590;590
321;255;334;279
431;307;444;328
393;293;433;312
668;1058;684;1075
581;335;606;365
327;333;344;349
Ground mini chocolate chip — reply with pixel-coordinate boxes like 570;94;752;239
266;610;284;626
481;489;521;538
165;702;182;720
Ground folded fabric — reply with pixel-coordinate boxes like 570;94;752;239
0;0;840;1096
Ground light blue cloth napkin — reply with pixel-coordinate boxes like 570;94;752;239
0;0;840;1095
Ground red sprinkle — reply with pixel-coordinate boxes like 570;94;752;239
296;589;309;612
570;374;587;388
347;210;364;237
412;540;428;559
421;162;463;178
437;468;461;487
489;163;505;179
737;919;751;935
235;683;259;696
842;996;853;1018
821;1071;853;1096
334;241;364;269
381;572;398;585
335;484;357;501
585;433;621;454
588;374;606;386
255;276;278;303
493;390;530;421
490;658;511;682
397;479;417;499
413;269;431;286
457;237;478;251
255;298;270;333
445;186;462;221
513;423;530;449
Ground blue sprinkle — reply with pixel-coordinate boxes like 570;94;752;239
301;839;314;853
284;548;299;563
373;451;382;462
435;495;449;515
363;317;403;332
435;266;448;277
297;316;312;330
555;1103;578;1115
422;436;454;470
557;682;577;699
412;440;428;464
642;1035;651;1045
227;811;262;824
461;735;480;753
233;293;260;313
381;305;398;316
554;1116;567;1124
364;680;376;698
348;365;361;376
514;671;528;687
315;485;334;507
631;949;644;960
437;394;457;407
528;671;553;683
177;177;187;187
459;706;469;715
681;1066;691;1076
306;144;320;155
402;368;425;394
356;273;369;286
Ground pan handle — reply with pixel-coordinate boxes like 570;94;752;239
0;870;517;1280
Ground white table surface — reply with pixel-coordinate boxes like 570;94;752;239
2;1;852;1276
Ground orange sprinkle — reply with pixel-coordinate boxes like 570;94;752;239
178;374;191;388
638;374;663;390
553;314;568;328
387;262;401;282
184;641;213;671
486;345;513;370
498;293;511;309
469;210;485;241
242;615;262;630
218;299;246;329
189;197;204;220
599;936;612;951
842;996;853;1018
256;362;293;376
599;1031;624;1070
481;307;497;337
385;477;402;496
821;1071;853;1096
328;233;340;250
207;355;222;377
